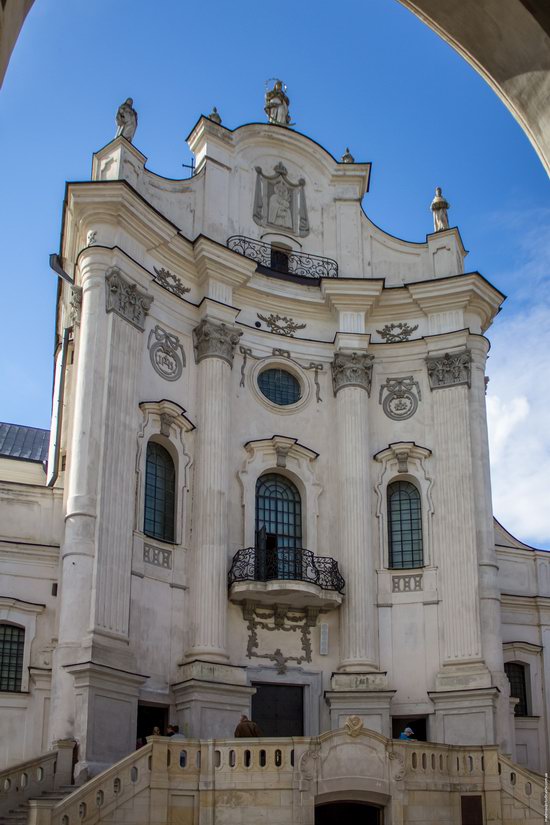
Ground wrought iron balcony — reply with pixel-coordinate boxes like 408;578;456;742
227;235;338;280
228;546;345;609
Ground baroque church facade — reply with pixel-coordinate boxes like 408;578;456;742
0;89;549;823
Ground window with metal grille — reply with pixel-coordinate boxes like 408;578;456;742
144;442;175;543
256;474;302;548
0;624;24;692
505;662;529;716
258;368;301;406
387;481;423;568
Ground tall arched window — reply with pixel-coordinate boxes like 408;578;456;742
387;480;423;568
505;662;529;716
0;624;25;692
144;442;175;543
255;474;302;579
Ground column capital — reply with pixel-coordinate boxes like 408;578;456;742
193;317;242;366
331;351;374;396
426;347;471;389
105;267;153;331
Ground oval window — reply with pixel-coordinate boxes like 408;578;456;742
258;369;301;406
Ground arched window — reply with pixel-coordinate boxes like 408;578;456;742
387;480;423;569
144;442;175;543
255;474;302;580
0;624;25;692
505;662;529;716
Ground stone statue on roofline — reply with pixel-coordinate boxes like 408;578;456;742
264;79;291;126
115;98;138;143
430;186;450;232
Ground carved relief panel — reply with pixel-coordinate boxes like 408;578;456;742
253;162;309;237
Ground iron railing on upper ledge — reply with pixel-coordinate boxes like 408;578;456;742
228;546;345;593
227;235;339;279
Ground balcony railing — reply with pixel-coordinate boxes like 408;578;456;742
228;547;345;593
227;235;338;279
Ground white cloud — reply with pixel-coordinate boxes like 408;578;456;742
485;210;550;549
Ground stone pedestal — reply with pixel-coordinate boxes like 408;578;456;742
66;662;146;780
325;672;395;737
172;660;255;738
428;685;499;745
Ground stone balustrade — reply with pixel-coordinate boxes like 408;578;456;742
0;751;59;817
20;731;545;825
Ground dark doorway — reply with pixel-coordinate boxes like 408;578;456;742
315;802;381;824
392;716;427;741
251;683;304;736
136;703;169;746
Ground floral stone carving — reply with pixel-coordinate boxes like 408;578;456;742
426;349;471;389
331;352;374;395
152;267;191;299
376;322;419;343
193;318;242;366
148;325;185;381
105;268;152;331
345;715;364;737
257;312;306;337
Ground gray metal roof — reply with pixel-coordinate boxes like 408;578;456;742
0;423;50;463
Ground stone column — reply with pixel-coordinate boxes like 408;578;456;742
469;338;513;753
426;347;499;744
331;350;378;671
176;317;255;737
49;257;110;747
187;317;242;660
49;259;151;771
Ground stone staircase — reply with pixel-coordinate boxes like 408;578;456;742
0;788;75;825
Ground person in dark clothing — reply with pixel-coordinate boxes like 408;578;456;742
234;714;262;737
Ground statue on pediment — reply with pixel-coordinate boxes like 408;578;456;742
253;162;309;237
115;98;138;143
264;79;291;126
430;186;450;232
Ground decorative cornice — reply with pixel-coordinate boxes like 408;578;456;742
374;442;432;473
193;318;242;366
426;348;471;390
331;351;374;395
105;267;152;331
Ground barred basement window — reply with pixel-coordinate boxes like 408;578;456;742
144;442;175;543
387;481;423;569
505;662;529;716
0;624;24;692
258;368;301;406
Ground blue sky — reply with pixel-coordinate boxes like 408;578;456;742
0;0;549;546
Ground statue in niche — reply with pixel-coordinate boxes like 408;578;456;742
264;79;291;126
253;162;309;236
115;98;138;143
430;186;450;232
268;179;293;229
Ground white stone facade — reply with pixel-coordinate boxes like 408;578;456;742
1;115;549;811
